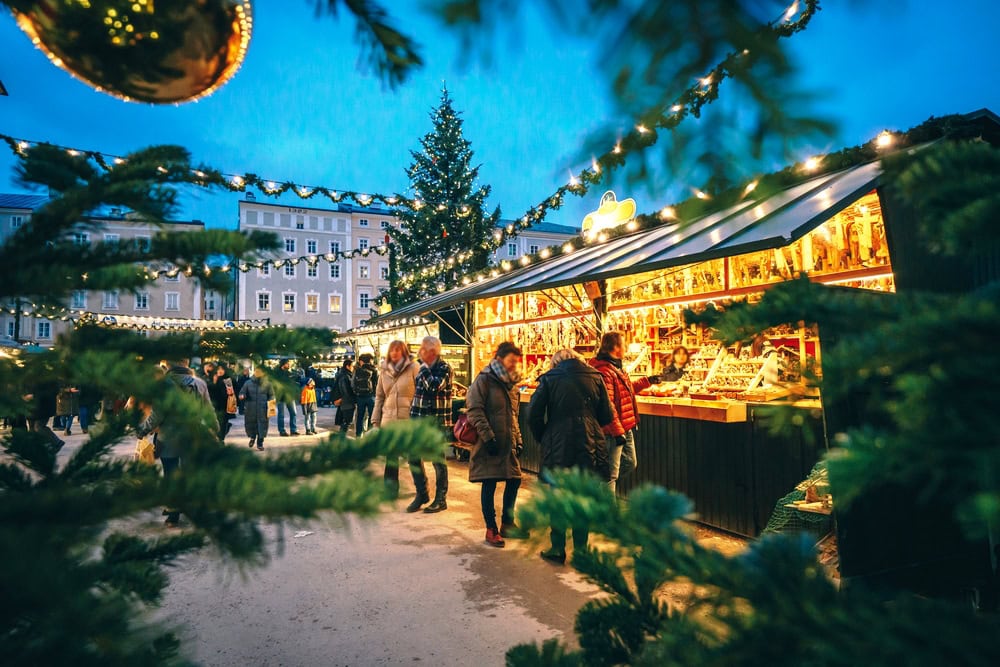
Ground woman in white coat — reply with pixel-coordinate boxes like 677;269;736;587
372;340;419;498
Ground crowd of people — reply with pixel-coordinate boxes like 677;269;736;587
5;331;659;563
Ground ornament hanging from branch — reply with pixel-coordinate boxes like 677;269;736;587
10;0;253;104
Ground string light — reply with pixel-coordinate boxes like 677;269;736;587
659;206;677;220
694;189;710;200
803;156;821;171
743;180;759;195
875;131;894;149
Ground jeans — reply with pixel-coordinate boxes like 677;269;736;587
607;429;637;495
161;456;181;523
277;401;297;434
549;524;589;554
304;410;317;433
480;478;521;530
79;405;91;431
61;415;75;433
410;459;448;501
355;396;375;436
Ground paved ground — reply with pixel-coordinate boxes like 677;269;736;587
34;408;747;666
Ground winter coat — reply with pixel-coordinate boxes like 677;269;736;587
274;365;302;403
239;376;275;440
372;358;418;427
29;381;59;420
409;358;454;428
661;363;686;382
300;385;318;413
207;375;230;413
139;366;215;459
56;388;79;417
466;366;523;482
589;355;651;436
336;369;356;409
233;372;250;398
528;358;614;479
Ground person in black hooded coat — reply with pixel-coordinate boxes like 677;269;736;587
528;348;614;564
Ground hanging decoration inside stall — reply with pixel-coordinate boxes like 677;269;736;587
10;0;253;104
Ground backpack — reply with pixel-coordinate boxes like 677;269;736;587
352;365;374;396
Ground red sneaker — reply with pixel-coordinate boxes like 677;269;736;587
484;527;506;548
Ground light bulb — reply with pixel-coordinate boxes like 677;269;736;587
876;131;894;148
659;206;677;220
804;156;821;171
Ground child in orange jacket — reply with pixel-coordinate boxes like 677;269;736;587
300;379;318;435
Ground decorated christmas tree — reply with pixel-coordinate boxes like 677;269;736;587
387;88;501;305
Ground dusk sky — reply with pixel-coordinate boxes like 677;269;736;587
2;1;998;231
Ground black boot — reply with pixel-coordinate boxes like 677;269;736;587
405;494;429;513
423;497;447;513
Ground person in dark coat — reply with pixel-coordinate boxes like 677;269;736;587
528;348;614;564
207;363;235;440
77;383;101;434
233;365;251;414
335;359;356;433
466;342;524;548
27;380;62;447
137;359;215;527
239;367;275;450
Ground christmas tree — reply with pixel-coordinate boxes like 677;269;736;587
388;87;501;305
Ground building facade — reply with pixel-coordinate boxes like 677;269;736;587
490;221;579;264
1;194;204;344
236;198;394;332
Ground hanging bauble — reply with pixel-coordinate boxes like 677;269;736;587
442;229;449;239
11;0;253;104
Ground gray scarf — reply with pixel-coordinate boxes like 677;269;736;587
489;359;521;387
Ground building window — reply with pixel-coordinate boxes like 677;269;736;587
329;240;341;254
307;239;318;254
11;215;23;229
36;321;51;340
257;291;271;312
283;293;296;313
529;244;539;254
507;242;517;257
163;271;179;282
358;238;369;250
6;321;14;338
328;294;342;313
307;264;318;278
71;291;86;309
104;233;120;246
296;221;304;230
359;292;370;310
284;263;296;278
165;292;180;311
306;294;319;313
285;238;296;253
73;232;90;246
102;291;119;310
358;263;370;279
380;220;391;229
136;236;151;252
135;292;149;310
259;263;270;277
358;219;369;227
329;263;341;279
380;264;389;280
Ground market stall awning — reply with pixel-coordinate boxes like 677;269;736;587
369;159;883;324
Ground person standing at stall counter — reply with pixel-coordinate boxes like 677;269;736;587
407;336;453;514
590;332;661;494
466;342;525;548
529;348;614;564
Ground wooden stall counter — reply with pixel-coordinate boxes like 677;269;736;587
516;388;747;423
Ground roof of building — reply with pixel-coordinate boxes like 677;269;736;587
496;219;579;236
0;193;48;210
239;197;395;217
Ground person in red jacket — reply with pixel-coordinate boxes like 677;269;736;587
589;332;660;494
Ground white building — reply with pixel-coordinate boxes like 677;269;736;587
491;220;579;263
236;197;394;332
0;194;204;344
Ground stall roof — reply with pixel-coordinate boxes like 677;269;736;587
365;158;884;326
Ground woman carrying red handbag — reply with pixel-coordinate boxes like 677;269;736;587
465;342;525;548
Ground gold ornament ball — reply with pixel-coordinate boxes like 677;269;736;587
12;0;253;104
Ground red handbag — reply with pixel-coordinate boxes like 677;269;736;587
453;413;479;445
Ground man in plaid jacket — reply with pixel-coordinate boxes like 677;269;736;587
407;336;453;514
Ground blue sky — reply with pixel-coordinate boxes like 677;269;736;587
1;1;998;230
